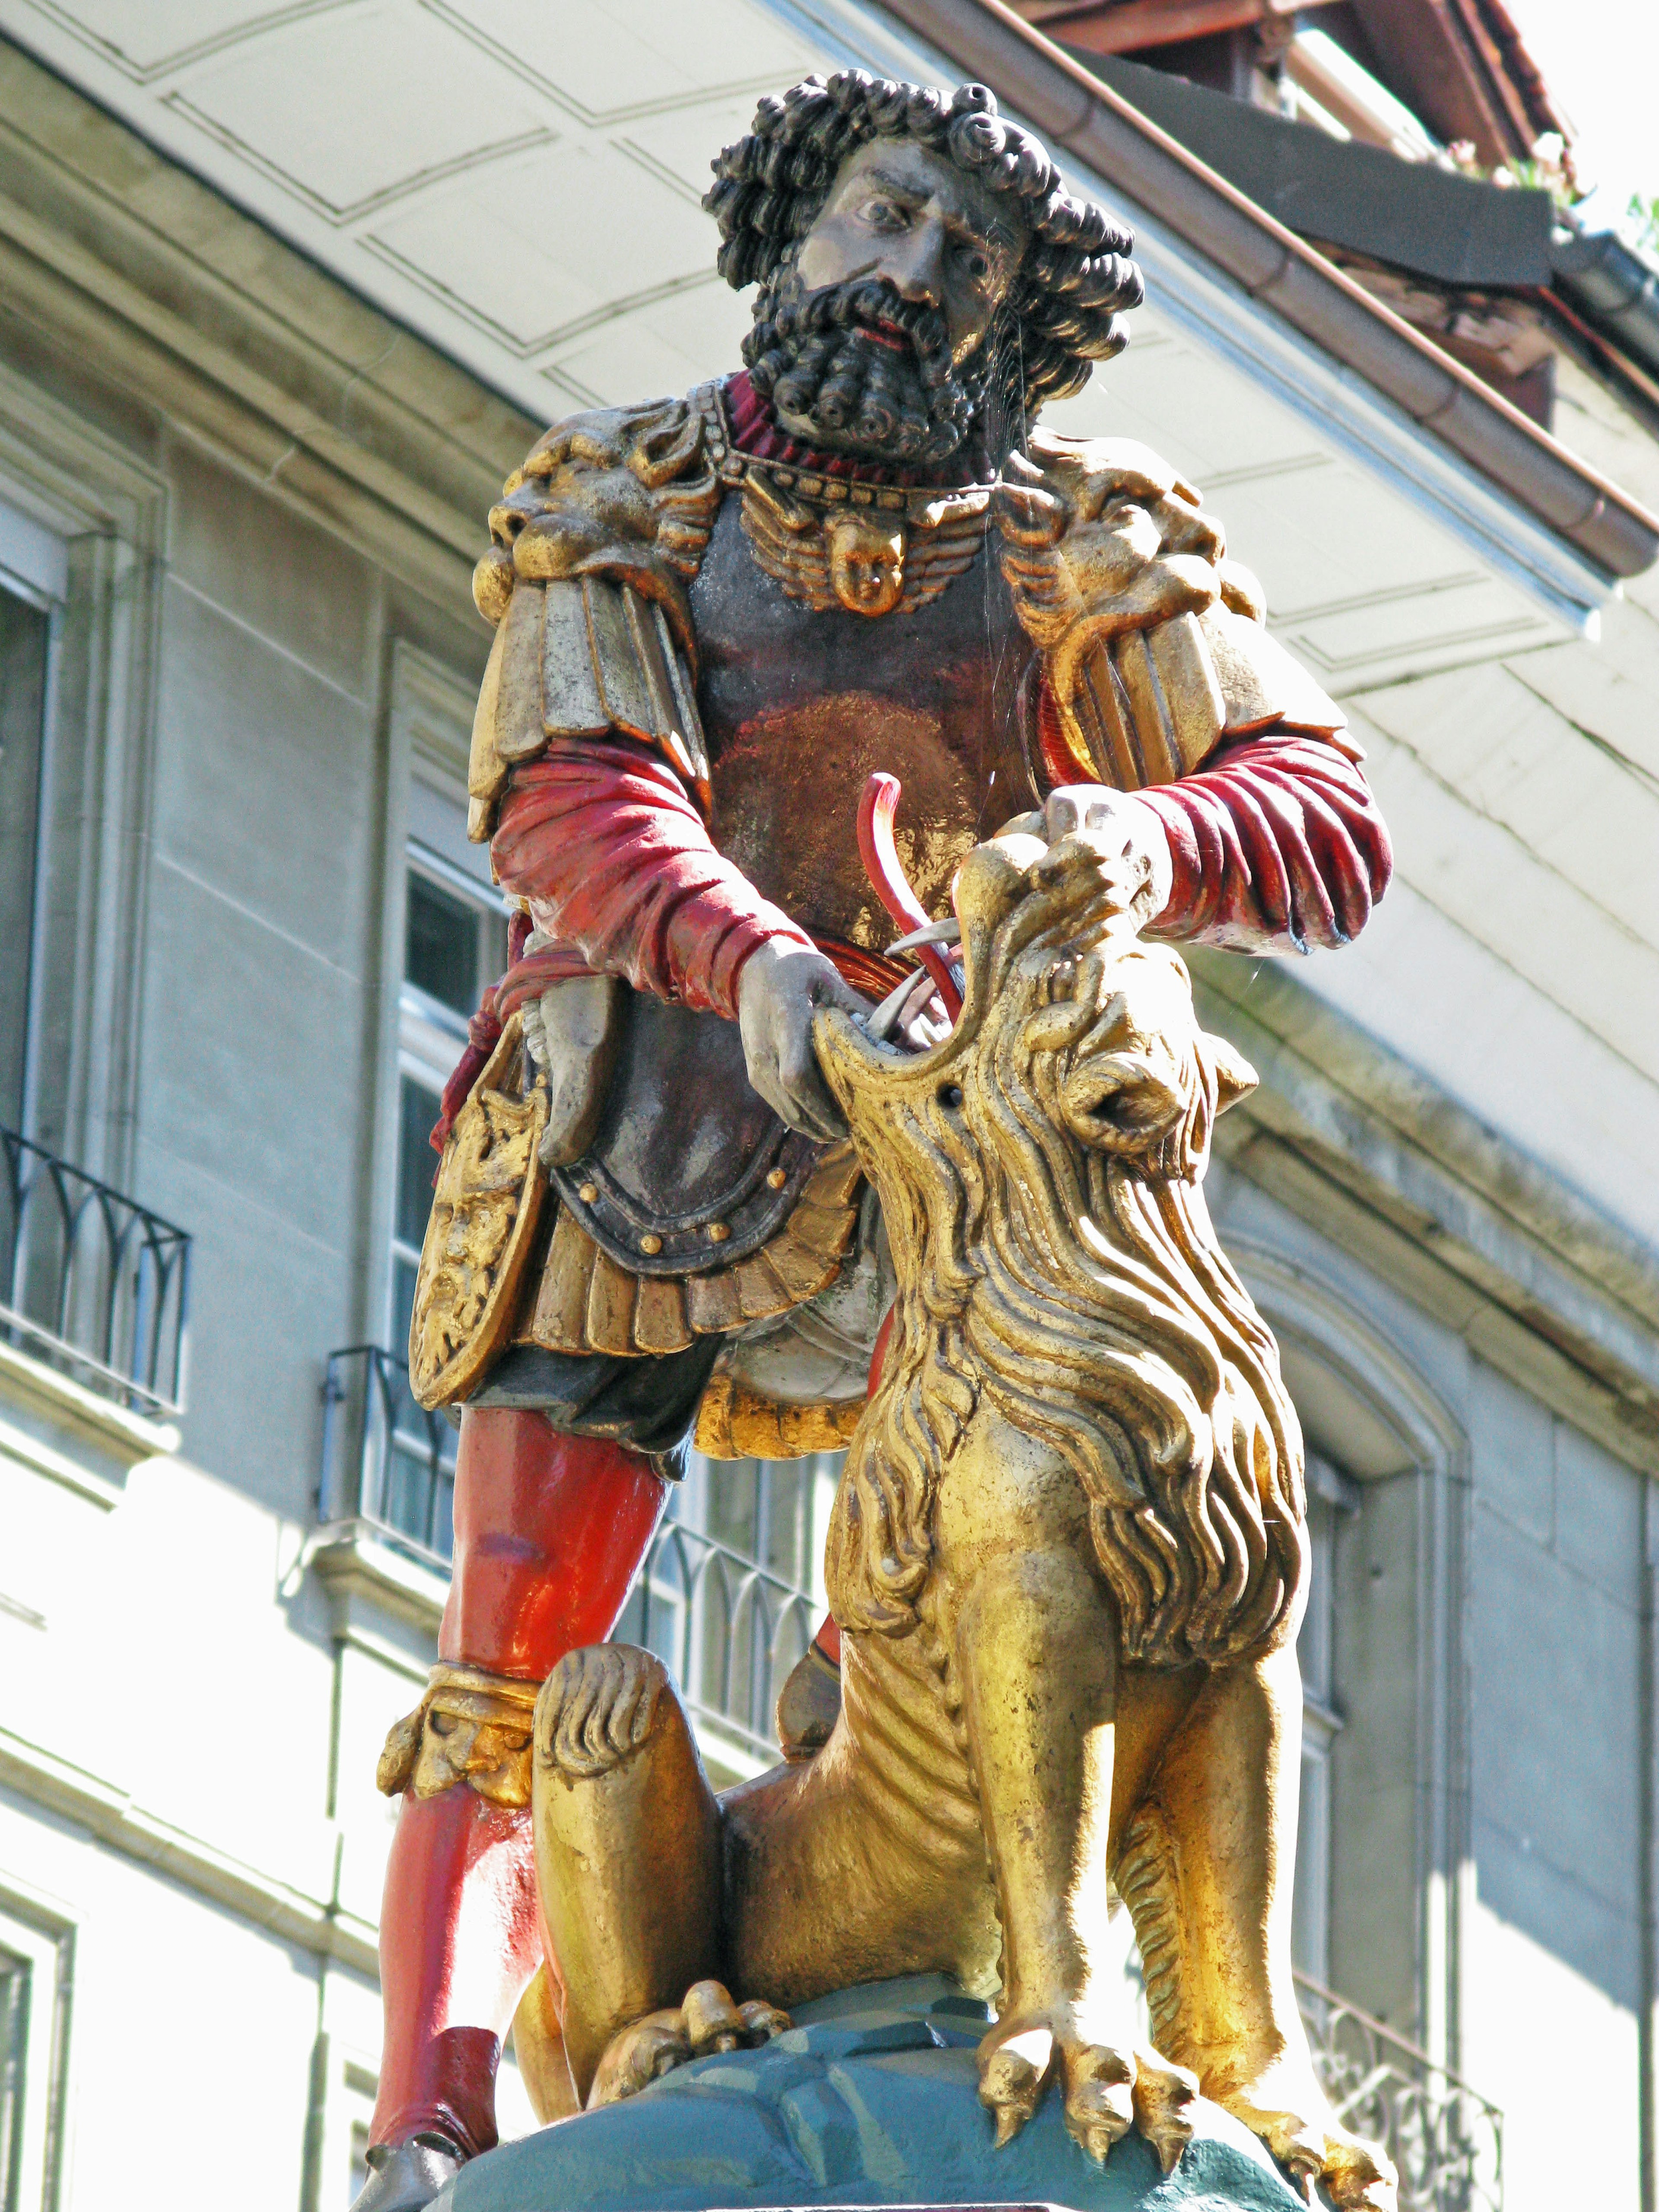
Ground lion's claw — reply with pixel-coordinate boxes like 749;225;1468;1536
979;2016;1194;2173
979;2022;1053;2146
1219;2074;1399;2212
1128;2049;1199;2176
587;1980;791;2110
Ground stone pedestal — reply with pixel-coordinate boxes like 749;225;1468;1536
434;1977;1304;2212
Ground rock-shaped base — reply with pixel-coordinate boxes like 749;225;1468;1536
435;1977;1305;2212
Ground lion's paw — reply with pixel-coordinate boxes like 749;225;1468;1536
977;2015;1198;2171
587;1980;790;2110
1219;2069;1398;2212
534;1644;668;1781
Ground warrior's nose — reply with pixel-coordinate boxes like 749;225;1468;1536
883;215;946;310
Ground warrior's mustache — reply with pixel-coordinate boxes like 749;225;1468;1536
748;273;979;462
770;277;955;387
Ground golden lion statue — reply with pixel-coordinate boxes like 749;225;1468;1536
529;792;1395;2212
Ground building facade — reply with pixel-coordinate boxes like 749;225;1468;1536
0;3;1655;2209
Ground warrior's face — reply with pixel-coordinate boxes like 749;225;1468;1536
753;138;1030;468
799;138;1027;363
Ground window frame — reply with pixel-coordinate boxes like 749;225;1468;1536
364;644;503;1360
0;577;54;1142
0;361;167;1190
0;1889;74;2212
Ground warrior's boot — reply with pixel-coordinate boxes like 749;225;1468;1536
355;1409;666;2207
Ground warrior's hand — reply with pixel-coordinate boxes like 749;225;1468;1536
1043;785;1173;926
999;785;1173;929
738;942;869;1143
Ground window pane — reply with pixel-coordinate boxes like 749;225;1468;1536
391;1254;419;1367
0;1950;29;2204
397;1078;443;1250
405;874;480;1014
707;1459;761;1563
0;590;48;1131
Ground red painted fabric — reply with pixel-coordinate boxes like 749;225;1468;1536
369;1789;540;2159
1139;728;1392;954
489;722;1390;1010
371;1410;668;2157
491;742;816;1021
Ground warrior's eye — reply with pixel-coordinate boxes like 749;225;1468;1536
865;197;906;230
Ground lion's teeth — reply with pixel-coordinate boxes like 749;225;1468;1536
867;964;941;1043
887;918;961;954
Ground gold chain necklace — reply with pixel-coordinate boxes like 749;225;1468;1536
693;383;992;620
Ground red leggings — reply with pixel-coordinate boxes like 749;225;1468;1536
369;1408;666;2155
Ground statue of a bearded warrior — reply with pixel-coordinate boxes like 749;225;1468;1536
357;72;1391;2212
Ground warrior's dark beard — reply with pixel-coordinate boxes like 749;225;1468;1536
744;272;988;465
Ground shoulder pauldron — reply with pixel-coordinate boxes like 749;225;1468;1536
467;387;728;839
1008;428;1345;794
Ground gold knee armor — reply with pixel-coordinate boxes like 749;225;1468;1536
376;1662;542;1809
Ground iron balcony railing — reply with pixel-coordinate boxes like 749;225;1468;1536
0;1125;190;1417
1294;1975;1502;2212
319;1344;458;1565
318;1344;816;1761
612;1519;817;1765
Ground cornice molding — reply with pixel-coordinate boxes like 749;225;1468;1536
1193;952;1659;1477
0;1720;379;1979
0;37;536;615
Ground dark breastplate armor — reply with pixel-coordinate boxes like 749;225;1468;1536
691;491;1041;949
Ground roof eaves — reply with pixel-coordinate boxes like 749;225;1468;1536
875;0;1659;578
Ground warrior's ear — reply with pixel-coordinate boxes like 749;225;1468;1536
1208;1035;1258;1114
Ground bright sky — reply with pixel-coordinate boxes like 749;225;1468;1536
1502;0;1659;228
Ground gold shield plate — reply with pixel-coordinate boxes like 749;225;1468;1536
409;1014;549;1409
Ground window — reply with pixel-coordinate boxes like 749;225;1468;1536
379;772;507;1559
346;2120;370;2209
616;1451;841;1783
1294;1453;1359;1986
389;778;509;1358
0;1899;71;2212
0;584;50;1135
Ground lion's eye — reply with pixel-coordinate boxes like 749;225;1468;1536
937;1083;964;1111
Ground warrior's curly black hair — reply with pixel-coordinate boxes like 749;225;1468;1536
702;73;1144;417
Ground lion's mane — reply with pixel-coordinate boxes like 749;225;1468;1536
829;854;1307;1669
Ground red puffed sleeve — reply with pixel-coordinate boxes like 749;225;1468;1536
1138;728;1392;955
490;741;815;1020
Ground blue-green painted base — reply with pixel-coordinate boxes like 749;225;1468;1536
435;1977;1305;2212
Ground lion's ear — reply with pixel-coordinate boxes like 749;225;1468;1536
1208;1035;1258;1114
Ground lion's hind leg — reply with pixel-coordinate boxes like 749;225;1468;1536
532;1646;788;2106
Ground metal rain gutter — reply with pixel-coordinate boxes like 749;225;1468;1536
1551;228;1659;387
874;0;1659;579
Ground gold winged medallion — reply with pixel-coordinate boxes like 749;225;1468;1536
738;460;989;618
409;1016;549;1408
